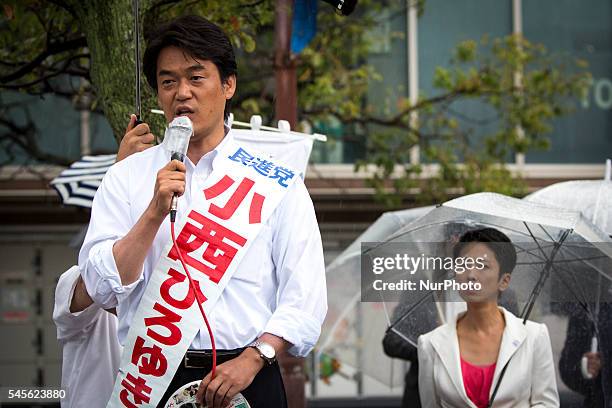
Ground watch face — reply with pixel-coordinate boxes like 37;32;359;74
259;343;275;359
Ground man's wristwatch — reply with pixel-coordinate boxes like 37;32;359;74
247;340;276;365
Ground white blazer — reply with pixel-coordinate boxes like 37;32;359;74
417;307;559;408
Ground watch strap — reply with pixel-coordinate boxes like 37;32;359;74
247;340;276;365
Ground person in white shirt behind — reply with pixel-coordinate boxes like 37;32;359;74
54;266;121;408
53;115;155;408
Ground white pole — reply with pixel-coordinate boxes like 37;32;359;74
79;77;91;155
513;0;526;168
408;0;420;165
80;110;91;155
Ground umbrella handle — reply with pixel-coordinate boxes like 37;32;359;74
580;336;598;379
134;116;160;145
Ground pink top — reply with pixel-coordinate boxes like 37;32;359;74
460;357;497;408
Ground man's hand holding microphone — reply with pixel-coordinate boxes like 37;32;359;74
155;116;192;222
112;117;192;287
148;159;186;222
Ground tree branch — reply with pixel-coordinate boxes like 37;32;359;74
0;114;73;166
239;0;266;7
148;0;182;15
0;36;87;83
301;84;514;130
45;0;77;16
2;51;87;90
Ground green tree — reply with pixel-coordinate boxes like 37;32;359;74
0;0;590;205
0;0;277;150
357;35;591;206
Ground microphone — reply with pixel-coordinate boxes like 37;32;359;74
164;116;193;222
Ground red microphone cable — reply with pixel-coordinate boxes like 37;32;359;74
170;220;217;379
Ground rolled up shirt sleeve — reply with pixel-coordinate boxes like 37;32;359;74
264;179;327;357
78;161;144;309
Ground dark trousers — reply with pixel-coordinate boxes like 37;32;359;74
157;350;287;408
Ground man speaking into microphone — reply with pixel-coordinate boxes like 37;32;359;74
79;15;327;408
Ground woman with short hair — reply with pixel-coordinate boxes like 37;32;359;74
418;227;559;407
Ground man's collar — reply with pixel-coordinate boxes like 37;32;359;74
207;125;233;170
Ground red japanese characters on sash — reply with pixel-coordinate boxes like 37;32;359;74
107;138;296;408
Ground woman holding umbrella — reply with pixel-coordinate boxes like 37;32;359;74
417;227;559;407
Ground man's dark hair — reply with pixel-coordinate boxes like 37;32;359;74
453;227;517;275
143;15;237;120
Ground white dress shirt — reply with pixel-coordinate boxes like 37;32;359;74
53;266;122;408
78;131;327;356
417;307;559;408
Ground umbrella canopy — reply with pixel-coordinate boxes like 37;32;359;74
322;192;612;392
327;206;435;270
523;160;612;398
379;192;612;344
524;178;612;236
49;154;116;208
318;206;434;387
369;192;612;402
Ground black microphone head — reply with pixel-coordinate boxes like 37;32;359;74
171;152;185;162
321;0;358;16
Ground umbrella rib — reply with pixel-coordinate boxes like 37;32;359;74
363;220;455;255
521;225;571;323
537;222;558;242
515;254;609;266
512;242;555;262
548;242;612;324
376;218;559;254
513;240;612;270
514;240;604;322
491;226;571;407
513;242;600;297
523;223;551;261
370;217;543;250
556;244;612;286
389;326;417;348
519;222;555;318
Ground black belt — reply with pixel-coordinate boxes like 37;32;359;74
183;348;244;369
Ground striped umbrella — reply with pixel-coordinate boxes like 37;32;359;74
50;154;116;208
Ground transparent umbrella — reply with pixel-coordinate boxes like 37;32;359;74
367;192;612;405
523;159;612;396
377;193;612;341
318;206;434;388
524;159;612;235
